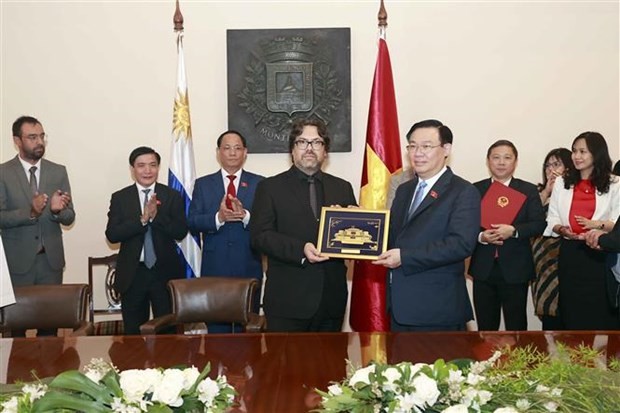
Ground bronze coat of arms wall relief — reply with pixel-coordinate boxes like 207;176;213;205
227;28;351;153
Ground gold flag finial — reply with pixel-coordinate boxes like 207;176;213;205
378;0;387;29
174;0;184;32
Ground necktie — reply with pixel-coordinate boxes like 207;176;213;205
308;176;318;219
30;166;44;252
407;180;427;219
29;166;38;194
142;189;157;269
226;175;236;209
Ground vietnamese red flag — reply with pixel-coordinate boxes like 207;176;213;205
350;37;402;332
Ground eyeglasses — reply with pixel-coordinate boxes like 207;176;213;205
406;143;442;154
544;161;562;169
21;133;47;142
294;139;325;150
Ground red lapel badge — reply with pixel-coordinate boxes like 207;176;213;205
430;190;438;199
156;200;162;205
241;181;248;188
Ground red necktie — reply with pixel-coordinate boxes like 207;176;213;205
226;175;236;209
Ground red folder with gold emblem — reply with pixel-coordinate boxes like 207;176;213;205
480;181;527;229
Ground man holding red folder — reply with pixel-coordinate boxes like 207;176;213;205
468;140;546;331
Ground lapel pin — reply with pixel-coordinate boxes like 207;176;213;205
430;190;438;199
241;182;248;188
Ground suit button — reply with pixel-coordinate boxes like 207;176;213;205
35;236;39;240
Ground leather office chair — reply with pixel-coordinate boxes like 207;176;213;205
140;277;264;335
88;254;124;335
0;284;94;337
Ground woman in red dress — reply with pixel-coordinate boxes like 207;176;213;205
544;132;620;330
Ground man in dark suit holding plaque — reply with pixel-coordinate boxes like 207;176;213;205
250;118;357;332
468;140;545;331
374;119;480;331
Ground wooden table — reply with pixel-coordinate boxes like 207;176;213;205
2;331;619;412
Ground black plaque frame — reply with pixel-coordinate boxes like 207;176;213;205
316;207;390;260
227;28;351;153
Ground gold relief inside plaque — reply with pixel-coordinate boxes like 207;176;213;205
317;207;390;260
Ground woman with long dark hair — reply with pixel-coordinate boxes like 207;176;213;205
544;132;620;329
530;148;573;330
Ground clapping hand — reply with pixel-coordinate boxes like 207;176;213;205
50;190;71;214
218;194;246;222
141;192;158;223
30;193;48;218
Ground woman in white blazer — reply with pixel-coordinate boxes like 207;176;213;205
544;132;620;330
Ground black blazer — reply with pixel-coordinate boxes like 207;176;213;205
250;166;357;319
468;178;546;283
105;183;188;294
599;218;620;253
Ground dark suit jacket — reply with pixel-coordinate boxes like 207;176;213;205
468;178;546;283
600;216;620;308
188;170;263;278
0;156;75;275
105;183;187;294
599;218;620;253
250;166;357;319
389;168;480;327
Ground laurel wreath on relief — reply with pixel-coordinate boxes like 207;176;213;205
237;52;343;131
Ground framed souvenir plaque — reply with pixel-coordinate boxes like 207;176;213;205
316;207;390;260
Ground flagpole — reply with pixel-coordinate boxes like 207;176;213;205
350;0;402;340
169;0;202;278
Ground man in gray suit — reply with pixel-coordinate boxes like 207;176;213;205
0;116;75;289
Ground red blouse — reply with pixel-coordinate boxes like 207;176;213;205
569;180;596;234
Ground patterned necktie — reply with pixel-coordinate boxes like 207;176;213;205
226;175;236;209
407;180;427;219
142;189;157;269
29;166;38;194
308;176;318;219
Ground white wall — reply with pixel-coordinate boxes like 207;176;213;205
2;0;618;330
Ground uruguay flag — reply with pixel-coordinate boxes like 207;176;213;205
168;32;201;277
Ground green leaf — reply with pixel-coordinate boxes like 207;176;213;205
146;404;173;413
449;358;474;370
48;371;113;404
99;371;122;398
31;391;109;413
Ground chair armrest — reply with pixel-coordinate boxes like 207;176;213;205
72;322;94;336
246;313;265;333
140;314;177;335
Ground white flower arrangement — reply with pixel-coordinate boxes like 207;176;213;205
0;358;235;413
316;345;620;413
